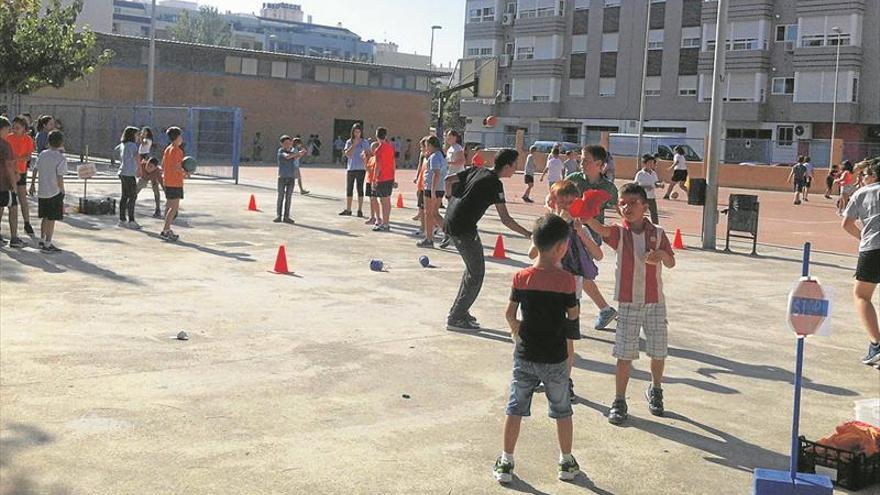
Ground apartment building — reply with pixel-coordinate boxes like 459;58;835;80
461;0;880;164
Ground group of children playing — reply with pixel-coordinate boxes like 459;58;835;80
788;154;868;215
495;143;677;483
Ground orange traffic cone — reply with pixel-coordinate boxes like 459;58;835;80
270;245;291;274
396;193;404;208
672;229;684;250
248;194;258;211
491;234;507;259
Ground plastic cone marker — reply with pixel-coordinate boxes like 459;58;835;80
492;235;507;259
270;245;290;274
248;194;258;211
673;229;684;250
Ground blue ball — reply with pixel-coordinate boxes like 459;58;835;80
419;255;430;267
370;259;384;272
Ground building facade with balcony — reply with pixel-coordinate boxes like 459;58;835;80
461;0;880;165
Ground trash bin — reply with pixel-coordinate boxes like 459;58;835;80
724;194;760;255
688;178;707;206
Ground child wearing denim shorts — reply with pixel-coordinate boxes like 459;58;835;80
495;214;581;484
585;183;676;426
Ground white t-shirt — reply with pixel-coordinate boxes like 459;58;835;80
36;149;67;198
546;157;564;182
672;153;687;170
634;169;660;199
446;143;465;174
138;138;152;155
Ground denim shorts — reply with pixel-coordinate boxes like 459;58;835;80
505;356;572;419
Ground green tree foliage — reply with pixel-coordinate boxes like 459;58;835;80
169;6;232;47
0;0;112;95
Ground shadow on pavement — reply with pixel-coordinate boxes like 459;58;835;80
136;230;256;262
1;245;142;284
0;423;68;495
572;355;740;395
292;222;360;238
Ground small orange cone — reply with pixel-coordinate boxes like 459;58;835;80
270;245;290;274
491;234;507;259
396;193;404;208
248;194;258;211
672;229;684;250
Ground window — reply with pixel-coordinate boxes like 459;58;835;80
852;77;858;103
681;26;700;48
512;77;559;102
604;0;620;6
505;42;514;54
678;75;697;96
599;77;615;96
225;56;242;74
794;70;860;103
771;77;794;95
571;34;588;53
241;58;258;76
703;20;767;52
574;0;588;7
355;70;368;85
569;78;585;96
645;76;661;96
648;29;664;50
775;24;798;43
469;6;495;23
601;32;618;52
777;126;794;146
517;0;559;18
516;46;534;60
270;61;286;78
314;65;329;82
799;15;858;47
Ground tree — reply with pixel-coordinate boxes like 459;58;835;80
169;6;232;47
0;0;112;100
430;79;466;135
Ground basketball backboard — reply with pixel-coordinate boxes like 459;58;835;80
458;57;498;99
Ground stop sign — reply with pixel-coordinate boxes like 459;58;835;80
788;278;830;336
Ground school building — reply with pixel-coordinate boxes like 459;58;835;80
31;33;439;164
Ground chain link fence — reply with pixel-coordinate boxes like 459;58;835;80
9;96;242;182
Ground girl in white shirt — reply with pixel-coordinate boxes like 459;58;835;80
635;154;662;224
540;146;565;187
663;146;689;200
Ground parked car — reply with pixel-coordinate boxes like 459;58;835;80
609;133;702;161
530;140;581;154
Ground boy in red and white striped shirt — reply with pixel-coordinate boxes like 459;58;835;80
584;183;676;425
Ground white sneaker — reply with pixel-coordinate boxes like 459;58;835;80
128;221;142;230
118;220;127;227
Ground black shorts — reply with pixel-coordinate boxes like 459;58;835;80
365;183;373;197
424;190;444;199
524;174;535;184
805;176;813;187
16;173;27;187
856;249;880;284
417;190;425;208
794;180;806;192
0;190;18;207
38;192;64;220
346;170;366;198
671;169;688;183
165;187;184;200
374;180;394;198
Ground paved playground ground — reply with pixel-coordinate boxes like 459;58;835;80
1;167;876;495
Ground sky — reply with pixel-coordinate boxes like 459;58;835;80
197;0;466;68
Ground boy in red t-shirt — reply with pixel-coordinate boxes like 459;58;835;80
370;127;396;232
0;116;23;247
584;183;676;426
6;116;35;235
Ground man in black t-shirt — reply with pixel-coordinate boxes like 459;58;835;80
443;148;531;331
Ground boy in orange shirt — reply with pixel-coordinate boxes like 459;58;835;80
160;127;188;241
6;116;35;236
364;141;380;225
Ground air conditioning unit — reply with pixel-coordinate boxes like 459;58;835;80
794;123;812;140
502;13;514;25
499;54;512;67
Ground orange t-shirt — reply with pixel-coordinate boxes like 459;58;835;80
366;156;377;183
6;134;35;174
374;141;396;182
162;145;185;187
416;155;426;191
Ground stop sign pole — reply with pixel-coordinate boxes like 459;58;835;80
753;242;832;494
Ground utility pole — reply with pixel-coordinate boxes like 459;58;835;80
635;0;652;160
146;0;157;105
701;0;728;250
829;27;842;168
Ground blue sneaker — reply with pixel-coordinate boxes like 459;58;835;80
862;342;880;366
594;307;618;330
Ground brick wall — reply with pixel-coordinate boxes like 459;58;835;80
36;66;432;165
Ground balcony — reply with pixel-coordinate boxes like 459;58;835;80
793;45;862;72
787;103;859;123
698;49;770;72
513;13;566;36
464;20;504;39
702;0;773;20
796;0;866;16
510;57;567;77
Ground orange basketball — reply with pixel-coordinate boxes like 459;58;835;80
483;116;498;128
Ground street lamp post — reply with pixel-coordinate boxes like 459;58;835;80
635;0;652;160
701;0;729;250
829;26;842;168
146;0;157;105
429;25;442;68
